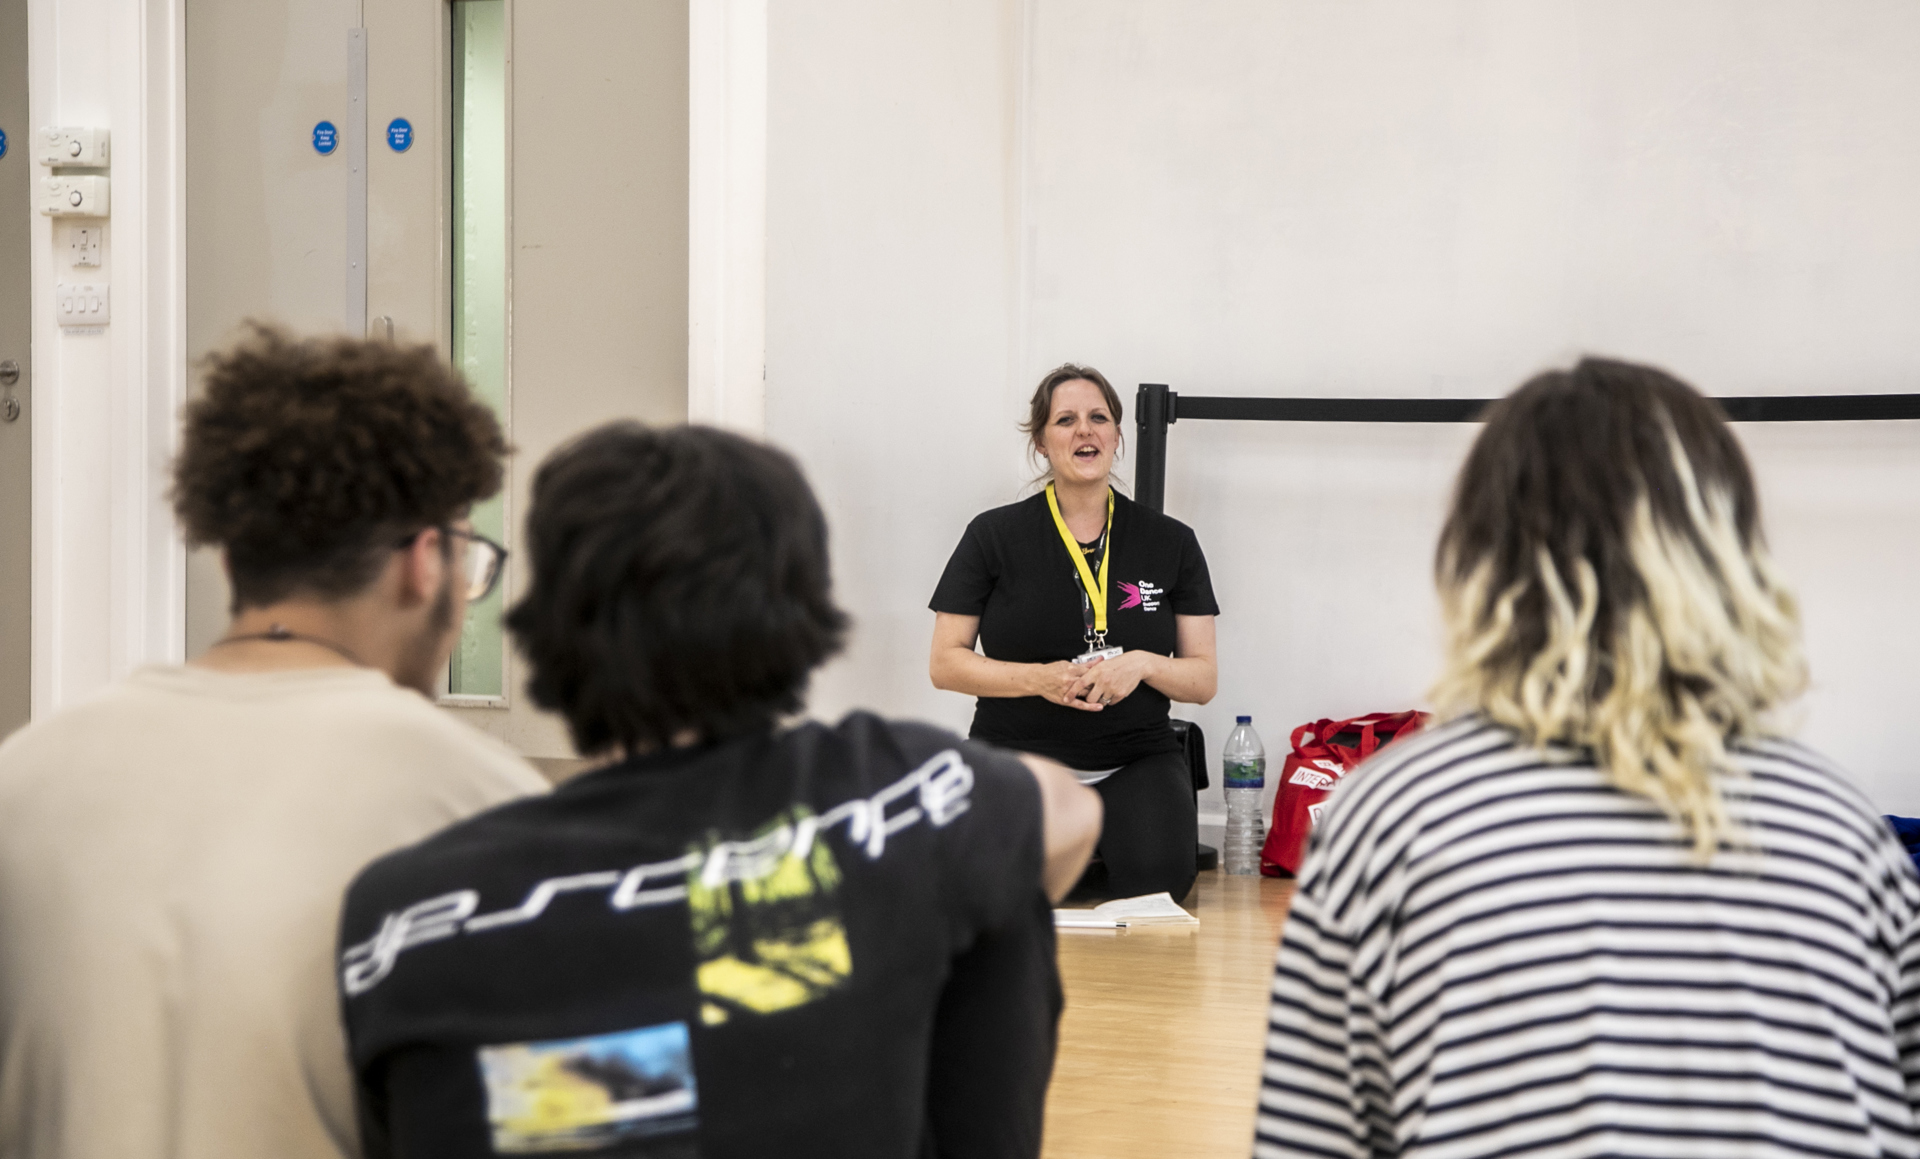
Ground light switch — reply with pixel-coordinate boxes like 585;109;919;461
37;127;109;167
70;226;101;268
40;176;109;217
56;282;110;329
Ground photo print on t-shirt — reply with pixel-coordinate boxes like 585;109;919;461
688;805;852;1026
478;1021;699;1156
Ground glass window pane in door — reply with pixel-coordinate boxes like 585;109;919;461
449;0;507;698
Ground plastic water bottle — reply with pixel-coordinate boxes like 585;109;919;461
1222;715;1266;875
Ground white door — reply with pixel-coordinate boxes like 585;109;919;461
0;0;32;741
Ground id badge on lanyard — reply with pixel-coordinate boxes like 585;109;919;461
1073;586;1122;665
1047;484;1123;665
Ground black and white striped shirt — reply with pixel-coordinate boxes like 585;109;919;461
1257;716;1920;1159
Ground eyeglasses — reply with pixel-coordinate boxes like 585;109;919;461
397;525;509;603
448;527;509;602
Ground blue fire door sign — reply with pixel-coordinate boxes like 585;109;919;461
386;118;413;152
0;128;9;160
313;121;338;155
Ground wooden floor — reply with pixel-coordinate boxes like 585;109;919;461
1043;869;1297;1159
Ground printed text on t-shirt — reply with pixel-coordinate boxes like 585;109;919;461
340;749;976;996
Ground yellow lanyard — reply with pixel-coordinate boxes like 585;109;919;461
1045;483;1114;639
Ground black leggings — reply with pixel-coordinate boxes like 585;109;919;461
1085;749;1197;902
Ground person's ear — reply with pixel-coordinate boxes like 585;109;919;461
398;528;446;607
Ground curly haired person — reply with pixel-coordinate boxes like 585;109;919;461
1256;358;1920;1159
0;328;548;1159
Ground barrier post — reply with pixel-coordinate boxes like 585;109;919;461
1135;383;1172;512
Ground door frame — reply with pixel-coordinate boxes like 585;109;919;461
26;0;188;715
0;0;31;738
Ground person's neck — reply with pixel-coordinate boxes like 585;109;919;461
1052;475;1111;540
623;727;706;760
193;600;392;680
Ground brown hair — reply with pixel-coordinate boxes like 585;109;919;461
1431;357;1805;858
172;325;508;610
1020;363;1124;478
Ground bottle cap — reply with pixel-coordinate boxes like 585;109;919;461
1236;715;1251;724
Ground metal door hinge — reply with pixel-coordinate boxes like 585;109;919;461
0;360;19;422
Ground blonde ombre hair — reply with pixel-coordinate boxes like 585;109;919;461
1430;358;1806;859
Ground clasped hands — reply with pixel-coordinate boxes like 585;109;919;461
1031;650;1155;712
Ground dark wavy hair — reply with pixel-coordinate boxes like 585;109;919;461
507;423;849;756
171;325;506;609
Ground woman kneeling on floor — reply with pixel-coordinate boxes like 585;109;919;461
930;364;1219;901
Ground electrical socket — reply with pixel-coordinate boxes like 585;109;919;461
70;226;101;268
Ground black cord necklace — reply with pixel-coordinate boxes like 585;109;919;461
212;622;366;668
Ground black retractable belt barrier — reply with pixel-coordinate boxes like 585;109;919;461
1132;383;1920;514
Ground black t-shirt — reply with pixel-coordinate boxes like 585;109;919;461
929;489;1219;769
337;713;1057;1159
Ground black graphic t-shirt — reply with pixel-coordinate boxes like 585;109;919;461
929;489;1219;769
338;713;1056;1159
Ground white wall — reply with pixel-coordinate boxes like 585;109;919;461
766;0;1029;731
30;0;186;713
688;0;768;434
769;1;1920;817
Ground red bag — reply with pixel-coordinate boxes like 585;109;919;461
1260;711;1427;876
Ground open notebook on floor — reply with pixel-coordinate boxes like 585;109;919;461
1053;892;1198;929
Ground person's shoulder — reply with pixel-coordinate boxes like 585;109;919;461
360;769;548;862
1285;716;1529;917
965;492;1048;534
326;680;552;798
1734;734;1864;795
802;714;1038;860
1311;716;1523;856
0;667;236;774
0;677;140;746
1732;737;1920;908
1113;490;1201;543
808;710;1012;767
1731;736;1897;841
807;711;1034;795
0;676;153;779
342;766;559;932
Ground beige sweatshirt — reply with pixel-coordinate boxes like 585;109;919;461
0;666;550;1159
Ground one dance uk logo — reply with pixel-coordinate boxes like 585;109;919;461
1117;580;1163;612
